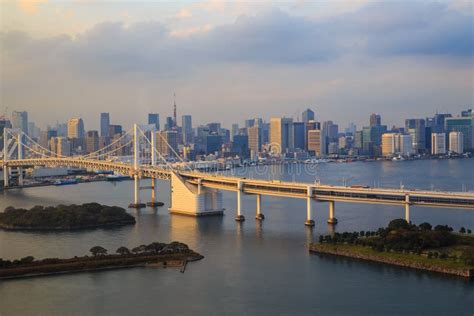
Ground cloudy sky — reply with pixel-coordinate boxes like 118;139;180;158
1;0;473;131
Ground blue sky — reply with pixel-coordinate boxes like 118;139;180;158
1;0;473;130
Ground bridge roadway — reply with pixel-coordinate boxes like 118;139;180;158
3;157;474;210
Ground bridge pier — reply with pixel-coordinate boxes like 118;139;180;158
255;194;264;220
129;174;146;208
405;194;410;223
305;186;315;227
327;201;338;225
235;181;245;222
147;178;164;207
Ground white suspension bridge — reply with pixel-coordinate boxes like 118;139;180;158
1;125;474;226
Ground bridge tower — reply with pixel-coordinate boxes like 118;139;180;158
146;128;163;207
129;124;146;209
2;128;10;187
235;180;245;221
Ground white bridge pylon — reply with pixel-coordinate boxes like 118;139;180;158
2;126;474;226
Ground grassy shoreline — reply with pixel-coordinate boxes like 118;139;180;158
309;243;473;278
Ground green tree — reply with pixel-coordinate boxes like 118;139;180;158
388;219;410;231
459;227;466;234
90;246;107;256
116;246;130;255
418;222;432;231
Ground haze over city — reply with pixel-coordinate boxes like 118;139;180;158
1;0;473;130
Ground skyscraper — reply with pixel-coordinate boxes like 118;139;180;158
100;113;110;137
11;111;28;135
86;130;99;153
293;122;306;150
370;113;381;127
302;109;315;123
248;125;262;158
406;119;426;153
431;133;446;155
148;113;160;130
270;117;294;154
182;115;193;144
307;129;322;156
449;131;463;154
156;130;178;158
67;118;85;139
445;117;473;151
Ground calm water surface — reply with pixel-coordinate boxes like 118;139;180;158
0;159;473;315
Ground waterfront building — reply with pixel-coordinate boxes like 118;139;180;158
406;119;426;153
232;135;249;159
328;142;339;155
148;113;160;131
431;133;446;155
182;115;193;144
381;133;414;157
100;113;110;137
449;131;464;154
307;129;322;156
302;109;315;123
445;116;473;151
270;117;294;154
86;130;99;154
248;125;262;159
11;111;28;135
293;122;305;151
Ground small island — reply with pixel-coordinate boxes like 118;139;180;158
0;241;203;279
310;219;474;278
0;203;136;230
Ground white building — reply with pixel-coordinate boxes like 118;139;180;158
431;133;446;155
381;133;414;157
449;131;464;154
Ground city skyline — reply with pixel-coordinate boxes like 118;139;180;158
1;1;472;129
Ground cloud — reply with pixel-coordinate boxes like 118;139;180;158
175;8;193;19
17;0;48;14
1;1;472;128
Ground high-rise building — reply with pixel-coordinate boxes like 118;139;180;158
181;115;193;144
382;133;414;157
345;123;356;136
148;113;160;130
40;129;57;149
86;130;99;153
0;119;12;151
449;131;464;154
50;137;71;157
165;117;174;131
206;134;223;155
156;130;178;158
67;118;85;139
370;113;381;127
232;135;249;158
270;117;294;154
302;109;315;123
100;113;110;137
28;122;40;139
245;119;255;129
11;111;28;135
207;123;221;134
231;124;239;141
431;133;446;155
461;109;472;117
293;122;305;150
445;117;473;151
109;125;122;138
307;129;322;156
406;119;426;153
248;125;262;159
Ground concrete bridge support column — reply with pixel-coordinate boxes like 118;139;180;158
327;201;338;225
235;181;245;222
305;186;315;226
255;194;264;220
405;194;410;223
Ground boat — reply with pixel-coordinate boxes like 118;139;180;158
392;155;405;161
106;175;130;182
54;179;78;186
